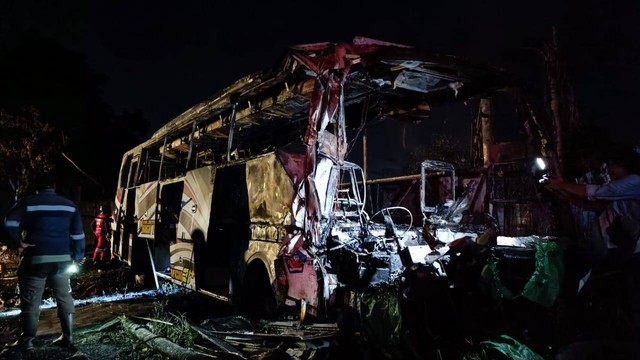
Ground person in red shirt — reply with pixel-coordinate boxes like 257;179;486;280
90;205;112;264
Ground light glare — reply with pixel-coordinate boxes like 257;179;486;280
67;263;79;274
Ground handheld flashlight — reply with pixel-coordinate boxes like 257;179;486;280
534;157;550;184
67;262;79;274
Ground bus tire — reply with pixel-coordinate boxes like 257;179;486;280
240;261;276;320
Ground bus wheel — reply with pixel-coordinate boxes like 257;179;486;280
241;261;276;320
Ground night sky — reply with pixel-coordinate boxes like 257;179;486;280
2;0;639;144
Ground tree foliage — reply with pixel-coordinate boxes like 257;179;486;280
406;133;469;173
0;31;149;200
0;108;62;196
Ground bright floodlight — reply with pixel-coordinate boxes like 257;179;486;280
67;263;79;274
536;157;547;171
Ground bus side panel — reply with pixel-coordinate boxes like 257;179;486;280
196;164;249;298
170;239;196;290
135;182;158;239
167;167;215;290
156;180;184;276
274;156;339;311
122;182;159;281
112;186;124;259
244;154;295;305
115;188;136;265
246;153;294;225
177;167;215;241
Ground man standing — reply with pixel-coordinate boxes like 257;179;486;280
2;171;85;351
546;146;640;265
91;205;112;263
546;145;640;347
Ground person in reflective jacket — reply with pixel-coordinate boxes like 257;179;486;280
2;171;85;351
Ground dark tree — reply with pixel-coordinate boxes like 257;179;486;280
406;134;469;174
0;108;61;197
0;31;149;201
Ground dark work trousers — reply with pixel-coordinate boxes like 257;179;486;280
18;262;75;339
628;253;640;342
596;248;640;342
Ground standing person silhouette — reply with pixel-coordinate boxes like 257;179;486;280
546;145;640;347
91;205;112;263
2;171;85;352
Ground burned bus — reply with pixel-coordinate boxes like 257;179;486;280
111;37;540;321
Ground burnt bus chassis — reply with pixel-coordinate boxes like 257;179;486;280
110;37;549;326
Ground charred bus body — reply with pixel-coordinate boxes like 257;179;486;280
111;37;550;321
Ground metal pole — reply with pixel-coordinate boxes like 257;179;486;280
146;239;159;290
186;120;197;169
226;102;238;163
363;130;368;179
158;136;167;181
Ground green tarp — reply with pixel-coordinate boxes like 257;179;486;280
481;334;545;360
480;240;565;308
357;284;404;358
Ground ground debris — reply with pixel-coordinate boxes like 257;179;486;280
193;317;338;359
188;322;246;359
121;316;219;360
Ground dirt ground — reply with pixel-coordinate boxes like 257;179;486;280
0;248;232;360
0;248;351;360
2;245;640;360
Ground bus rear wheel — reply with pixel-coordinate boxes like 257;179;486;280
240;261;276;320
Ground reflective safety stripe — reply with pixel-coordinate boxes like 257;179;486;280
71;234;85;240
26;205;76;212
21;254;72;264
4;220;20;228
